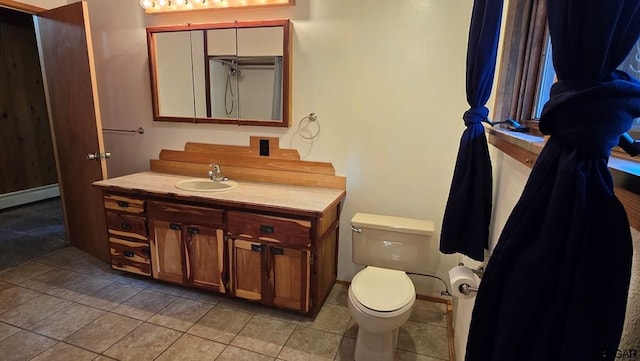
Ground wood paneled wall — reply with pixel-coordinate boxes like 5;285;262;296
150;137;347;190
0;7;57;194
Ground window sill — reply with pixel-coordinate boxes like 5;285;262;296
486;126;640;229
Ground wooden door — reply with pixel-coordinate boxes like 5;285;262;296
149;220;185;284
269;246;310;312
186;225;225;293
34;1;109;261
231;238;264;301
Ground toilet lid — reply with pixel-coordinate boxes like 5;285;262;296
351;266;415;312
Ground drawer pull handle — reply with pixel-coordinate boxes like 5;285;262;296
170;223;181;230
251;244;263;252
270;246;284;255
117;200;129;208
124;250;135;258
188;227;199;235
260;225;274;234
121;223;132;230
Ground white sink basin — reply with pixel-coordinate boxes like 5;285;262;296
175;178;239;192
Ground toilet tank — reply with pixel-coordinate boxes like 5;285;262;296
351;213;434;274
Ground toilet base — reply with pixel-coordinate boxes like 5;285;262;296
354;327;399;361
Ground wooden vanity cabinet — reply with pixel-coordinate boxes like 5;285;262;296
99;183;342;316
103;195;151;276
148;201;226;293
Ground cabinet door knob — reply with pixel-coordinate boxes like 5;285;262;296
270;246;284;255
188;227;199;235
170;223;181;230
124;250;135;258
121;223;132;230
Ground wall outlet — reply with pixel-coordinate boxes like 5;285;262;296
259;139;270;156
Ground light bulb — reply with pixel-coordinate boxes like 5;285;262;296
139;0;155;9
158;0;172;7
176;0;189;5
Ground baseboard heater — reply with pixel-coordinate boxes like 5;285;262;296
0;184;60;210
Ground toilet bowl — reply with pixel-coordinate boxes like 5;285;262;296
348;213;433;361
347;266;416;361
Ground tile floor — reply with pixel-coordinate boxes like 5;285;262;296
0;246;451;361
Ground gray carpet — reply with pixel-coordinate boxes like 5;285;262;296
0;197;69;271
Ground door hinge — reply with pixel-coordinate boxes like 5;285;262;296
87;152;111;160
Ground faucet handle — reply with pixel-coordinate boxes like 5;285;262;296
208;163;226;181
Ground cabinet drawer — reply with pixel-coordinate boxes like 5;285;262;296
106;211;148;241
148;201;223;226
109;237;151;276
227;211;311;247
104;195;145;214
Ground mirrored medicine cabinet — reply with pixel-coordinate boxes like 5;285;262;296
147;19;291;127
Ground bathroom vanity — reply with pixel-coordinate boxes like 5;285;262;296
93;138;346;316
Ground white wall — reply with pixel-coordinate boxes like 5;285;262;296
487;147;529;250
81;0;473;295
154;32;196;117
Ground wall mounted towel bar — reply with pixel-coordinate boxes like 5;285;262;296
103;127;145;134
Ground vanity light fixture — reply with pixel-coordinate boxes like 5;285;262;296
140;0;294;13
140;0;156;9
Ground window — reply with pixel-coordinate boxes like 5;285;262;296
495;0;640;146
534;37;640;127
493;0;548;128
491;0;640;230
618;41;640;80
533;37;554;119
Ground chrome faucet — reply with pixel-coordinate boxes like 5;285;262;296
208;163;228;182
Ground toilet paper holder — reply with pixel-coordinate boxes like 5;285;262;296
455;263;483;296
458;283;479;296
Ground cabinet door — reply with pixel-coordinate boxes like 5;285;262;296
268;246;310;312
231;239;264;301
186;225;225;293
150;220;185;284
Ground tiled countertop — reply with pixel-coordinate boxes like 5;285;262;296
93;171;346;214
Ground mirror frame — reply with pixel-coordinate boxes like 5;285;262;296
146;19;292;127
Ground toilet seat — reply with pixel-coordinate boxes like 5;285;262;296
350;266;416;317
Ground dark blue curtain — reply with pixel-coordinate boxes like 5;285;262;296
440;0;504;261
466;1;640;360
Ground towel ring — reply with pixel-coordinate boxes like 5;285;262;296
297;113;320;140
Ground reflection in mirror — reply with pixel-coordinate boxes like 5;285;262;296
204;27;236;119
208;56;283;119
147;20;291;127
154;31;194;118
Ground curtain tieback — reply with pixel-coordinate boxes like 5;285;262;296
464;106;489;126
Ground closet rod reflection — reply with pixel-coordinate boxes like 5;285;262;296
102;127;145;134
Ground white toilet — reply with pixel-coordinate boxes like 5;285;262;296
347;212;434;361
